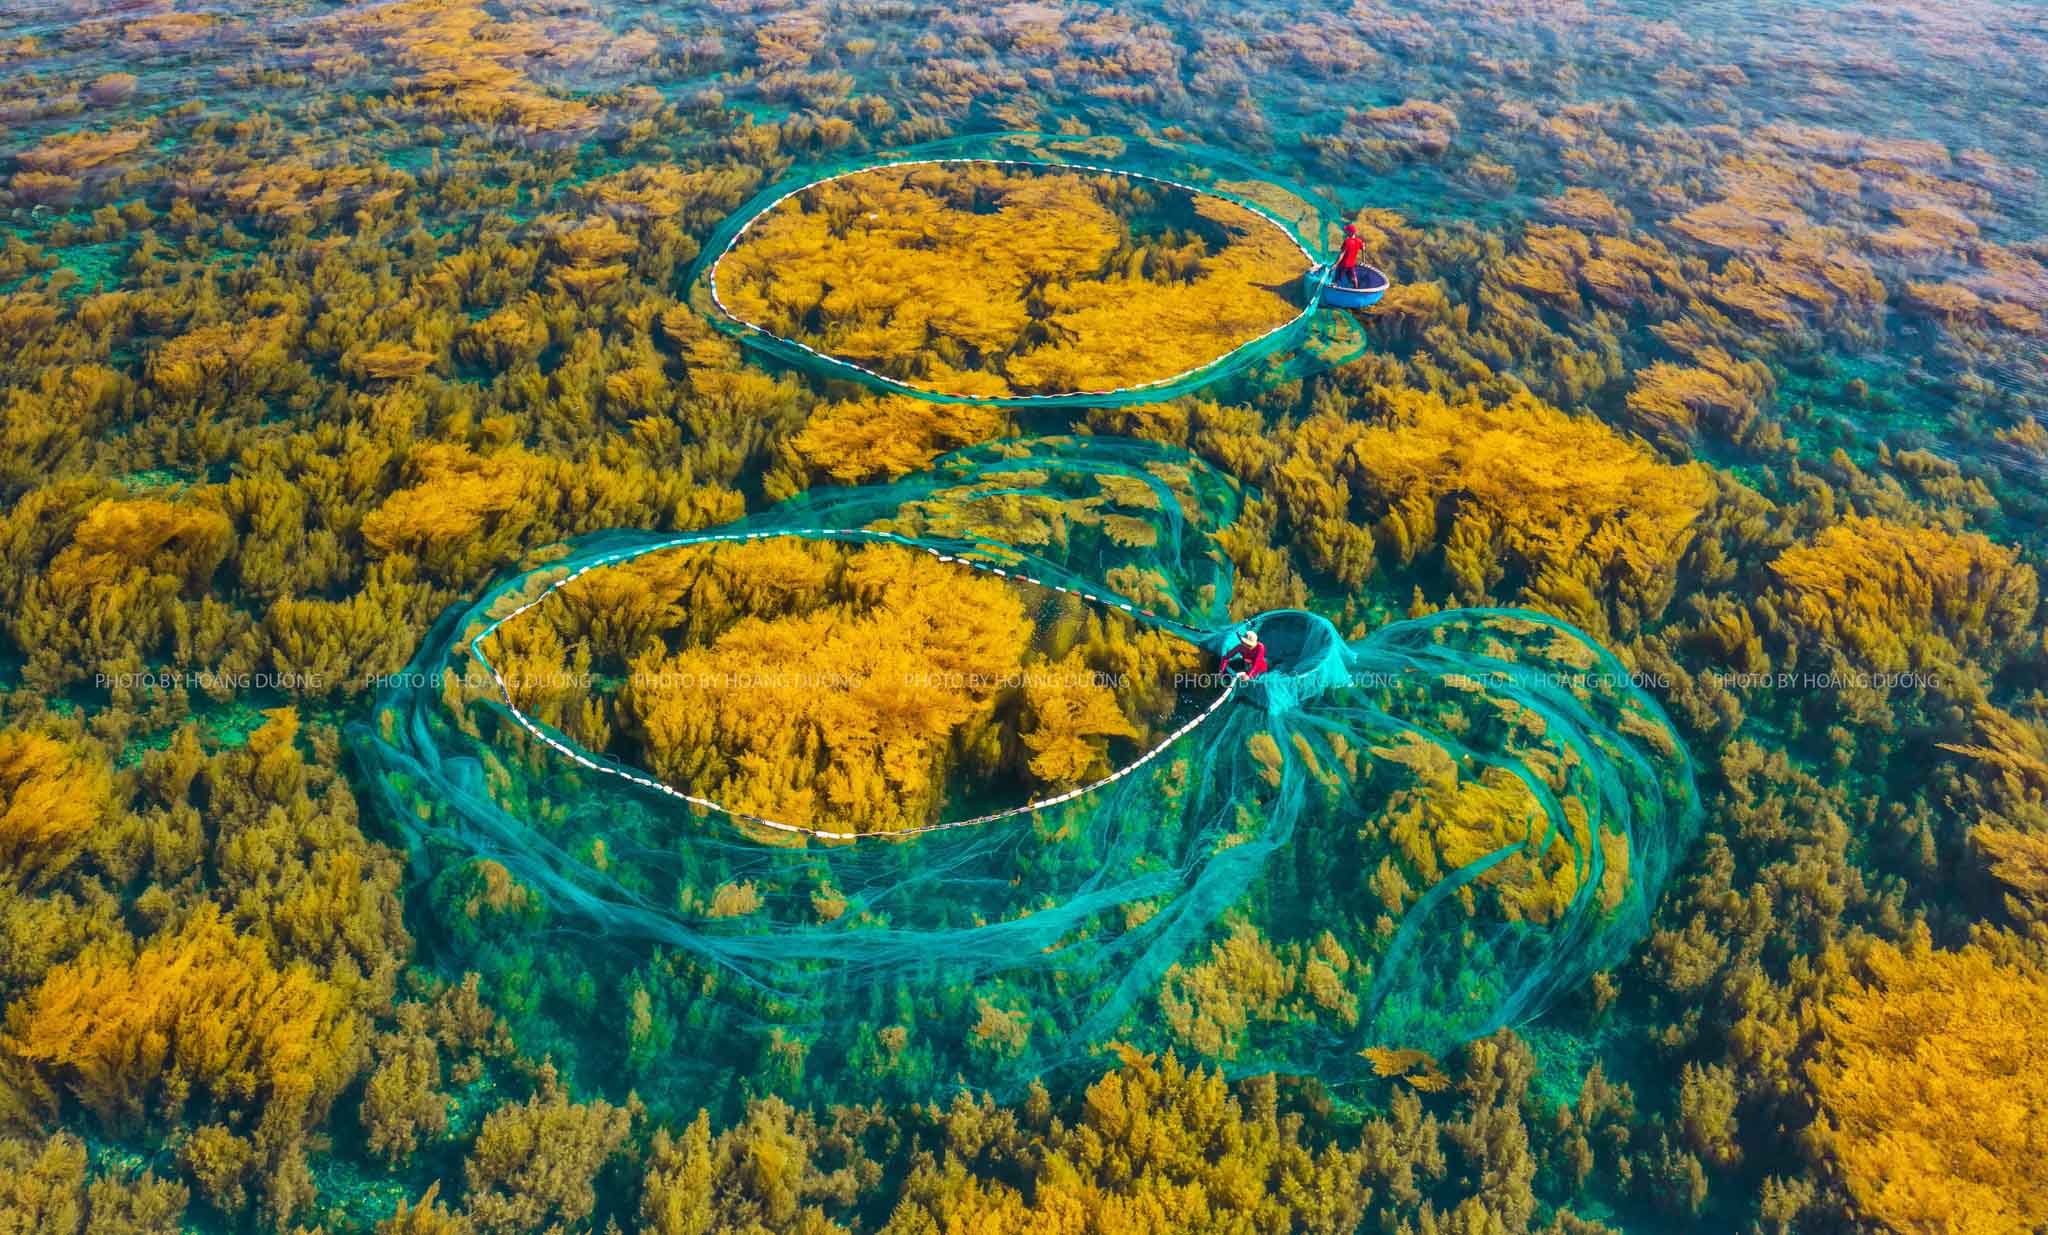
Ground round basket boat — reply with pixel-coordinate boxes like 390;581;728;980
1313;263;1390;308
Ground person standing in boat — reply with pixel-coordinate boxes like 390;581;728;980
1335;222;1368;288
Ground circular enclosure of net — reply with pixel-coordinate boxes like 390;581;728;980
471;528;1236;843
688;132;1362;407
353;438;1702;1114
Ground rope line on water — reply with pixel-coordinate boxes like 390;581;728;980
468;527;1241;842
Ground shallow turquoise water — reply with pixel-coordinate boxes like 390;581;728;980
1;4;2043;1227
6;0;2018;511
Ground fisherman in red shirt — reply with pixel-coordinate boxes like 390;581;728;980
1221;626;1268;680
1335;222;1368;289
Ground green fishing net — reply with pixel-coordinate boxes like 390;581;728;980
352;436;1700;1113
685;131;1369;405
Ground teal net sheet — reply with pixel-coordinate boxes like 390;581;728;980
351;437;1700;1113
684;131;1367;407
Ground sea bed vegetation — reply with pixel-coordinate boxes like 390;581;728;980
713;163;1312;397
0;0;2045;1232
478;536;1205;833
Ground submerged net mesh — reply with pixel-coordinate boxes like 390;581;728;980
352;437;1700;1113
685;131;1367;406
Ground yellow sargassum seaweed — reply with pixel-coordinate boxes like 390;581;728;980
480;538;1201;834
1810;929;2048;1235
714;163;1311;396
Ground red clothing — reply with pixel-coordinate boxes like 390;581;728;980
1336;234;1365;269
1223;641;1268;680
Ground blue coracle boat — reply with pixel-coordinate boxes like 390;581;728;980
1311;263;1390;308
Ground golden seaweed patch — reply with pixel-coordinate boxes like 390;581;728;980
713;163;1312;397
478;538;1205;834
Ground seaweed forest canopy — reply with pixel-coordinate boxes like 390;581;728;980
1;0;2046;1232
474;533;1212;835
711;161;1314;399
690;135;1369;406
356;436;1701;1113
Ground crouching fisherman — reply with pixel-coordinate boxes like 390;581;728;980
1221;626;1268;680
